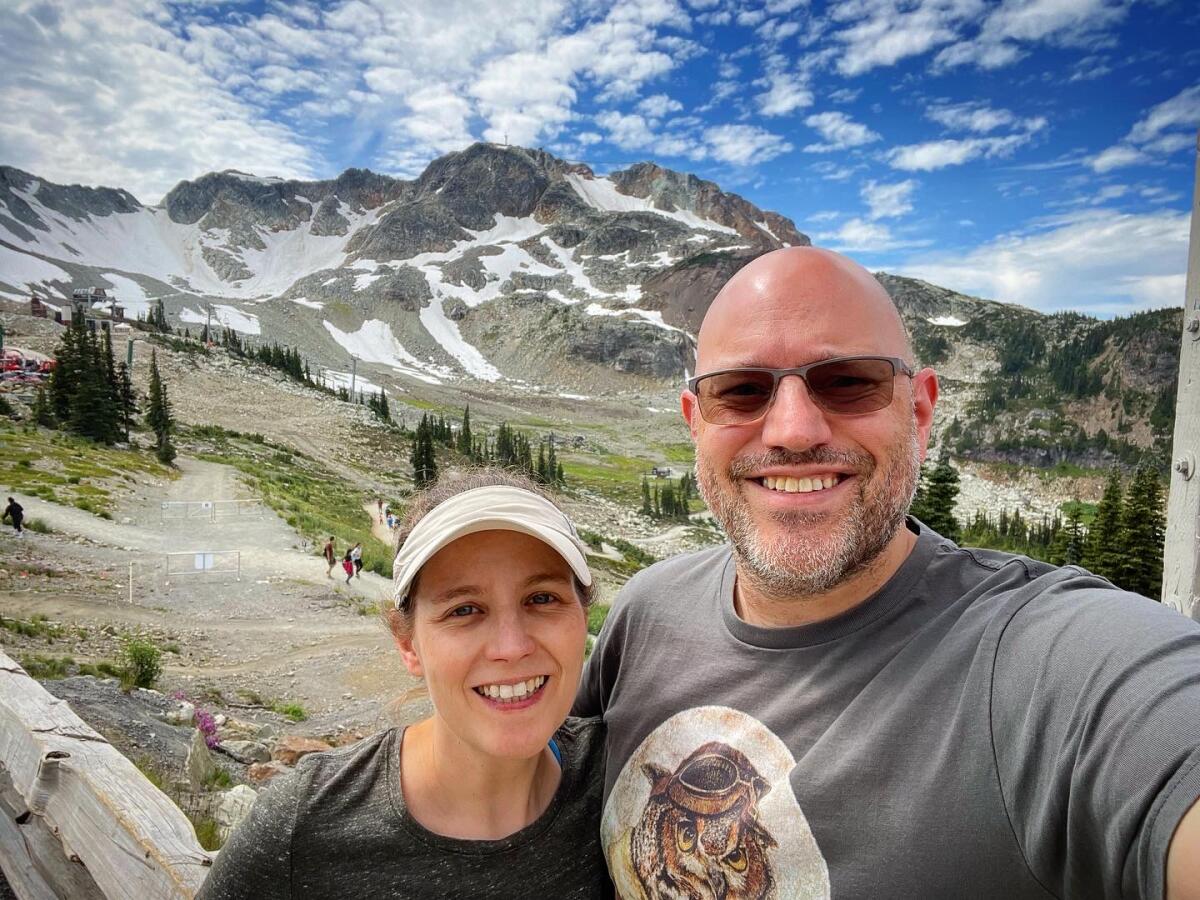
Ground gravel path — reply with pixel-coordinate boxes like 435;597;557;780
1;456;423;737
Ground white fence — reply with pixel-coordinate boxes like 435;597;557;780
164;550;241;585
160;499;264;522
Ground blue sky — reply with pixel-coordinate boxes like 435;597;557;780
2;0;1198;317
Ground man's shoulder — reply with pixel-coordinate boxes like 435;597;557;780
924;534;1195;646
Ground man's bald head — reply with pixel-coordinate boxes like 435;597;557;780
696;247;912;372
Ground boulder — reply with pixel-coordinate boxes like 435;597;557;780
159;700;195;727
219;740;271;764
215;785;258;843
272;736;333;766
246;761;291;785
185;728;217;790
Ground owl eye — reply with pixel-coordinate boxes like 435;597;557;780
724;848;748;872
675;819;697;852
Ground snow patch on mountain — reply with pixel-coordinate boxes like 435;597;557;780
928;316;967;326
99;272;153;317
565;174;739;235
322;319;445;385
418;298;502;382
317;368;384;397
584;303;679;332
539;239;606;299
0;244;70;292
288;296;324;309
4;184;388;301
180;304;261;335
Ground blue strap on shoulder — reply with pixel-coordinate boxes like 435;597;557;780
548;738;562;766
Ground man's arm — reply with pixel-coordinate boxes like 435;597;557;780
1168;798;1200;900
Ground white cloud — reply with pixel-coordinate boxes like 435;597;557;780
829;0;979;76
703;124;793;165
1090;84;1200;173
803;111;880;152
1;0;699;195
637;93;684;118
0;2;320;201
926;100;1016;133
888;134;1030;170
1128;84;1200;144
757;71;814;116
862;179;917;219
934;0;1128;72
895;208;1190;314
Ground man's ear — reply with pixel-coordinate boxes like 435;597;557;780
681;389;700;440
912;368;939;462
393;630;423;678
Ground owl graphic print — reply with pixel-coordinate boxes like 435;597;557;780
602;707;830;900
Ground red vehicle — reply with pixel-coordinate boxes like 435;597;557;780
0;350;53;384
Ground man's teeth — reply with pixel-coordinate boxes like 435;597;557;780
761;474;840;493
475;676;547;702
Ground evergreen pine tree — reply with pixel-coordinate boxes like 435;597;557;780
1117;464;1165;598
556;461;564;485
909;454;960;540
1050;503;1086;567
641;476;653;516
146;351;176;464
457;406;473;456
1084;470;1124;582
410;415;438;488
546;441;558;485
68;329;120;443
32;386;55;427
115;361;138;442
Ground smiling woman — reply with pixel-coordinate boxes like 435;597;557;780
197;469;610;899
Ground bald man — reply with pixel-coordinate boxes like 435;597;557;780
576;248;1200;899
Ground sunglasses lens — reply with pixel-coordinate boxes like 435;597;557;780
806;358;896;413
696;371;776;424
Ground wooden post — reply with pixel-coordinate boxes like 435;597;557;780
1163;130;1200;619
0;650;212;897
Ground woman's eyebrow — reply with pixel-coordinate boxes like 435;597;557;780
428;586;481;606
518;571;574;588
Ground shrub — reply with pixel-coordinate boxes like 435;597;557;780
273;701;308;722
191;815;223;851
24;518;52;534
120;637;162;691
587;604;610;636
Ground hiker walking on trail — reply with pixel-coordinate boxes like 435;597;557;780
351;542;363;579
323;536;336;578
342;549;355;585
377;498;383;523
2;497;23;536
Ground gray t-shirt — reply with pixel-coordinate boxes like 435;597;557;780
574;522;1200;900
198;717;609;899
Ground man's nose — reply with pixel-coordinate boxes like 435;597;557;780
758;373;834;450
486;611;536;661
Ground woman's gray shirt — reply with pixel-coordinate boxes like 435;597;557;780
198;716;608;899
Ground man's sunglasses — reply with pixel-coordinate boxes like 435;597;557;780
686;356;916;425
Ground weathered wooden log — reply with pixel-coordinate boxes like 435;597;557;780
0;649;212;899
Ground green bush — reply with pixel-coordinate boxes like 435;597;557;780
587;604;610;636
120;637;162;691
273;701;308;722
24;517;52;534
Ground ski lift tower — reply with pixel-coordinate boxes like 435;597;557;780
1163;130;1200;620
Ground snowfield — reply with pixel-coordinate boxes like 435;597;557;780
566;173;739;235
322;319;447;385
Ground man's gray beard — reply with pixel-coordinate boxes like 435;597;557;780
696;424;921;601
